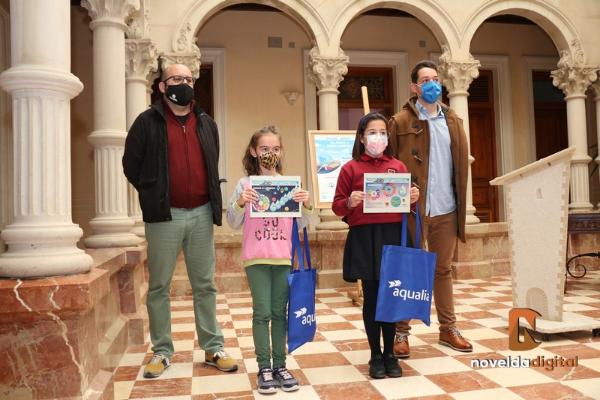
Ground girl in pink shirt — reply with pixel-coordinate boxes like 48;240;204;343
226;126;312;394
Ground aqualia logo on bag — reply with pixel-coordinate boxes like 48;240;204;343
294;307;315;326
388;280;430;301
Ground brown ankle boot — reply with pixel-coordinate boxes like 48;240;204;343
439;327;473;352
393;334;410;359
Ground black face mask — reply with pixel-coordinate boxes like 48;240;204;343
165;83;194;106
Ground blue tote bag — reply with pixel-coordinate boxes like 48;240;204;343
375;208;436;325
287;219;317;353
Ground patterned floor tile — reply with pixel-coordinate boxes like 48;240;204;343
112;271;600;399
425;370;499;393
369;375;445;398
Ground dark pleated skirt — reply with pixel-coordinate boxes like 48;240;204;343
342;222;406;282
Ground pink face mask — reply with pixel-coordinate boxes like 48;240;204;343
364;134;388;157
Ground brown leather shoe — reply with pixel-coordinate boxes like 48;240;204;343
393;334;410;359
439;327;473;352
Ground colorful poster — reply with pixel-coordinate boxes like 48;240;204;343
308;131;355;208
249;175;302;218
363;173;411;213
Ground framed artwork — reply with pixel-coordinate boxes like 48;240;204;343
363;173;411;213
249;175;302;218
307;130;355;208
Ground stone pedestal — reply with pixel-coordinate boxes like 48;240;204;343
0;246;148;399
454;222;510;279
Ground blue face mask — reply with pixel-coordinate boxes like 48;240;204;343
419;80;442;104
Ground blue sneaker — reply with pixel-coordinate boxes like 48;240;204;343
257;367;279;394
273;367;299;392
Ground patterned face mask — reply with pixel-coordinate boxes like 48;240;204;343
258;151;280;170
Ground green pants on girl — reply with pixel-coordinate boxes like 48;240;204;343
245;264;291;369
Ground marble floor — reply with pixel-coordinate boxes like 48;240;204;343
113;271;600;400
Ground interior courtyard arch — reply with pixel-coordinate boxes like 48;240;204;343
169;0;326;54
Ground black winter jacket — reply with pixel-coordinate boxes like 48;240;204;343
123;100;223;225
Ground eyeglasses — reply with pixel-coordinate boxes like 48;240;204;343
164;75;195;85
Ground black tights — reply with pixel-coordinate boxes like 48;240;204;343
361;279;395;358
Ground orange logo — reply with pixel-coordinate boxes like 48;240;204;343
508;308;541;351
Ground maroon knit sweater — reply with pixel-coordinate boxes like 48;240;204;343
164;102;208;208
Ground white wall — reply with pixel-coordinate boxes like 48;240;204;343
197;10;312;202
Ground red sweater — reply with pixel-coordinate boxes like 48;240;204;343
164;102;209;208
332;154;409;227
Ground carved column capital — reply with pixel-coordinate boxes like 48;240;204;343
82;0;139;30
174;22;196;53
551;40;599;98
437;45;480;93
307;46;349;93
125;38;158;80
160;46;201;78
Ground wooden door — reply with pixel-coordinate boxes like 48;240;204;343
336;66;394;130
467;70;498;223
195;64;214;117
532;70;567;159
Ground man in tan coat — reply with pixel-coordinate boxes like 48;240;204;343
388;60;472;358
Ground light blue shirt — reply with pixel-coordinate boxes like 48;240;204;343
415;101;456;217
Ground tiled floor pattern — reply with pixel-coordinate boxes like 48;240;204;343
114;271;600;399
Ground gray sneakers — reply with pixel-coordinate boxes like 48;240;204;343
257;367;278;394
273;367;299;392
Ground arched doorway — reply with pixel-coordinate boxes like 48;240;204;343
193;3;316;201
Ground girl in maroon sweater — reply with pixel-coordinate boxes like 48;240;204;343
333;112;419;380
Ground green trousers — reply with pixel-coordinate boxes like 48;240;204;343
145;205;224;357
246;264;291;369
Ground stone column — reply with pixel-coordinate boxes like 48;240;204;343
0;0;92;277
593;79;600;208
438;48;481;224
82;0;143;247
125;2;157;237
307;46;349;230
551;44;599;211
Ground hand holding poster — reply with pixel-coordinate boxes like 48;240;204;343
363;173;411;213
250;176;302;218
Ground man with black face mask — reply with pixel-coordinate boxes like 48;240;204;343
123;63;238;378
